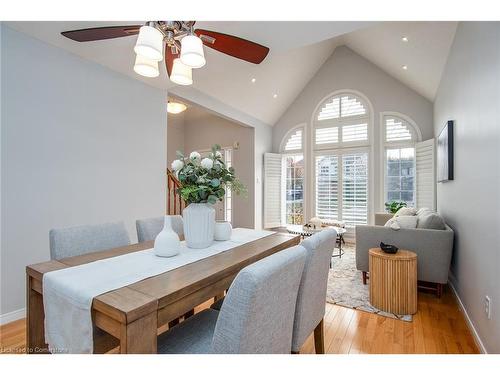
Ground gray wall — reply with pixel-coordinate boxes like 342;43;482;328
434;22;500;353
273;46;434;219
1;26;167;316
181;108;255;229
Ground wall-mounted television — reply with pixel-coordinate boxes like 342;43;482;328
437;120;454;182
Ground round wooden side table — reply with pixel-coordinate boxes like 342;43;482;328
369;248;417;315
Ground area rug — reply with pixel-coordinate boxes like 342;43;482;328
326;244;413;322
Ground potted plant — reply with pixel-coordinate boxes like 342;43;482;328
384;200;407;214
171;145;246;248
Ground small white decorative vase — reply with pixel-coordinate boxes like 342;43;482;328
154;216;181;257
214;221;232;241
183;203;215;248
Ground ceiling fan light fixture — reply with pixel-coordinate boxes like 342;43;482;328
167;101;187;114
180;35;206;68
133;54;160;78
170;58;193;86
134;25;164;61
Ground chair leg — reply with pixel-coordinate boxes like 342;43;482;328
362;271;367;285
291;350;300;354
313;319;325;354
437;283;444;298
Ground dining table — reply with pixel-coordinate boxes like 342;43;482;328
26;230;300;354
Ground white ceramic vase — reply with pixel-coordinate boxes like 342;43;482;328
183;203;215;248
214;221;232;241
154;216;181;257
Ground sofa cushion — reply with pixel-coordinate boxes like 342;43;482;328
394;207;417;216
417;211;446;230
416;207;432;215
385;216;418;230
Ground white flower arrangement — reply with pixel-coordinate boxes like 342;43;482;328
171;145;246;205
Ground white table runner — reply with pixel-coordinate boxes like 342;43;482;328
43;228;274;354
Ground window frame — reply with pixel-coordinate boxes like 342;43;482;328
379;112;422;210
313;94;370;150
280;125;304;154
281;153;305;225
313;146;370;228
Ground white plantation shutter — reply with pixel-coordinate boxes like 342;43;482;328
284;129;302;151
340;95;366;117
416;139;436;210
264;153;283;228
385;116;416;142
342;153;368;226
342;123;368;142
315;155;339;220
315;126;339;145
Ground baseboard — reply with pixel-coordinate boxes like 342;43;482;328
0;308;26;325
448;277;487;354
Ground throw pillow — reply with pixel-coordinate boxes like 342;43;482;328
416;207;432;215
394;207;417;217
417;212;446;230
385;216;418;230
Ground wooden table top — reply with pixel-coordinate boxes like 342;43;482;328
27;232;301;324
369;248;417;260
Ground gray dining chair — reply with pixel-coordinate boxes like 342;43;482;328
291;228;336;354
157;244;307;354
49;221;130;260
136;215;184;242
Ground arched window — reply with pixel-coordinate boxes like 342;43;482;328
382;114;421;207
314;94;369;148
313;92;371;227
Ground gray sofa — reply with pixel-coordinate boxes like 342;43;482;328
355;221;454;296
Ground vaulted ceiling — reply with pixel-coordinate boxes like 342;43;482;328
6;21;457;127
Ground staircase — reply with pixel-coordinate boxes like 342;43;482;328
167;169;186;215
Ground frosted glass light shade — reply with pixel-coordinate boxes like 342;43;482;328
170;58;193;86
134;25;164;61
167;102;187;114
180;35;206;68
133;54;159;77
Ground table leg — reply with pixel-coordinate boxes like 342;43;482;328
26;274;49;354
119;310;157;353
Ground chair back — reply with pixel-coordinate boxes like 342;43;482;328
291;228;336;351
212;245;307;354
49;221;130;260
136;215;183;242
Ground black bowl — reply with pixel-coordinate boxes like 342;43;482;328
380;242;398;254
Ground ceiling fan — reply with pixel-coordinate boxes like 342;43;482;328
61;21;270;86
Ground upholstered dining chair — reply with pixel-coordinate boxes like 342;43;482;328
157;244;307;354
49;221;130;260
291;228;336;354
136;215;184;242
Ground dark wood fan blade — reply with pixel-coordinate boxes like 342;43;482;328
194;29;269;64
61;25;142;42
165;47;180;77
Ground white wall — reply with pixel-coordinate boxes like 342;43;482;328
434;22;500;353
273;46;434;220
0;26;167;317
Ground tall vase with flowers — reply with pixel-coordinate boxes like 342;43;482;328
171;145;246;248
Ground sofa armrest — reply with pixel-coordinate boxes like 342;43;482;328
355;225;454;284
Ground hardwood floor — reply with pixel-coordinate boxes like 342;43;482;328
0;286;478;354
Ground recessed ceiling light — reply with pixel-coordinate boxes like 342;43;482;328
401;36;409;42
251;78;256;83
273;93;278;99
402;65;408;70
